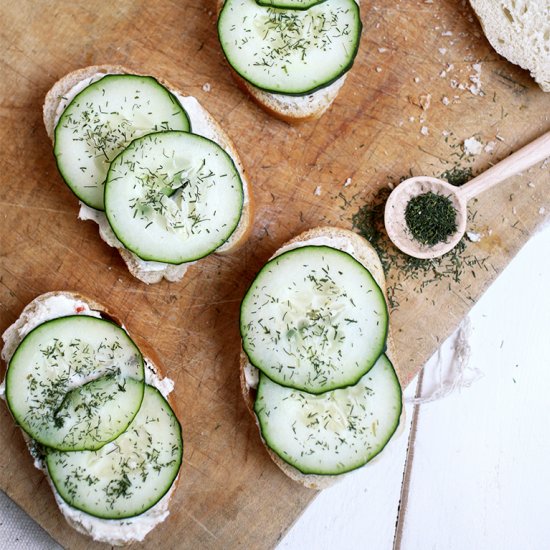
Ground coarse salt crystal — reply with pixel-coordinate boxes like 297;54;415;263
463;137;483;156
314;186;321;196
202;83;211;92
421;126;429;136
466;231;482;242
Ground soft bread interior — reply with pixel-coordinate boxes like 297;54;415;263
469;0;549;92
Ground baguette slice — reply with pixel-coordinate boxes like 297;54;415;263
44;65;254;283
240;227;404;489
216;1;357;123
469;0;550;92
1;291;182;546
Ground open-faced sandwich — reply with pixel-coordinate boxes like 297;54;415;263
44;65;253;284
239;227;403;488
1;292;183;545
217;0;363;122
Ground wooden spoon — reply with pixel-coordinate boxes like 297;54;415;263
384;131;550;259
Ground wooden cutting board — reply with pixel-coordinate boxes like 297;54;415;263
0;1;548;548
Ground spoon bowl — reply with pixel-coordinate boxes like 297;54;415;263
383;131;550;259
384;177;467;259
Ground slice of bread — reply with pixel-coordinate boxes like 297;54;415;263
469;0;550;92
239;227;404;489
1;291;181;546
216;1;358;123
44;65;254;284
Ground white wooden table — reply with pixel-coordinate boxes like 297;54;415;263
1;224;549;549
280;223;550;550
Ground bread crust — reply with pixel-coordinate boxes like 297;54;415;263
1;291;182;545
216;0;354;123
44;65;253;283
239;227;403;489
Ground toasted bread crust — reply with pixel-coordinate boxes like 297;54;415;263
1;291;182;545
216;1;353;123
239;227;403;489
44;65;253;283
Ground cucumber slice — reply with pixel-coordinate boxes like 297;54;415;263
256;0;327;9
104;131;244;264
240;246;388;393
46;383;183;520
218;0;362;95
54;74;190;210
254;354;402;475
5;316;145;451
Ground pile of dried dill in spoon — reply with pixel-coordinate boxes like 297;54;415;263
405;192;458;246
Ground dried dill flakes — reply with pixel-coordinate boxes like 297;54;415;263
405;192;457;246
440;166;472;187
351;177;489;311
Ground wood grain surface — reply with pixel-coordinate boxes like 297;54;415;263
0;1;548;548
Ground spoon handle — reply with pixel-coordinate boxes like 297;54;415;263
458;131;550;202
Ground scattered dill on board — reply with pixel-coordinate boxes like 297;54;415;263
351;169;490;311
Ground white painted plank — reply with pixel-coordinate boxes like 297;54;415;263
398;226;550;550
